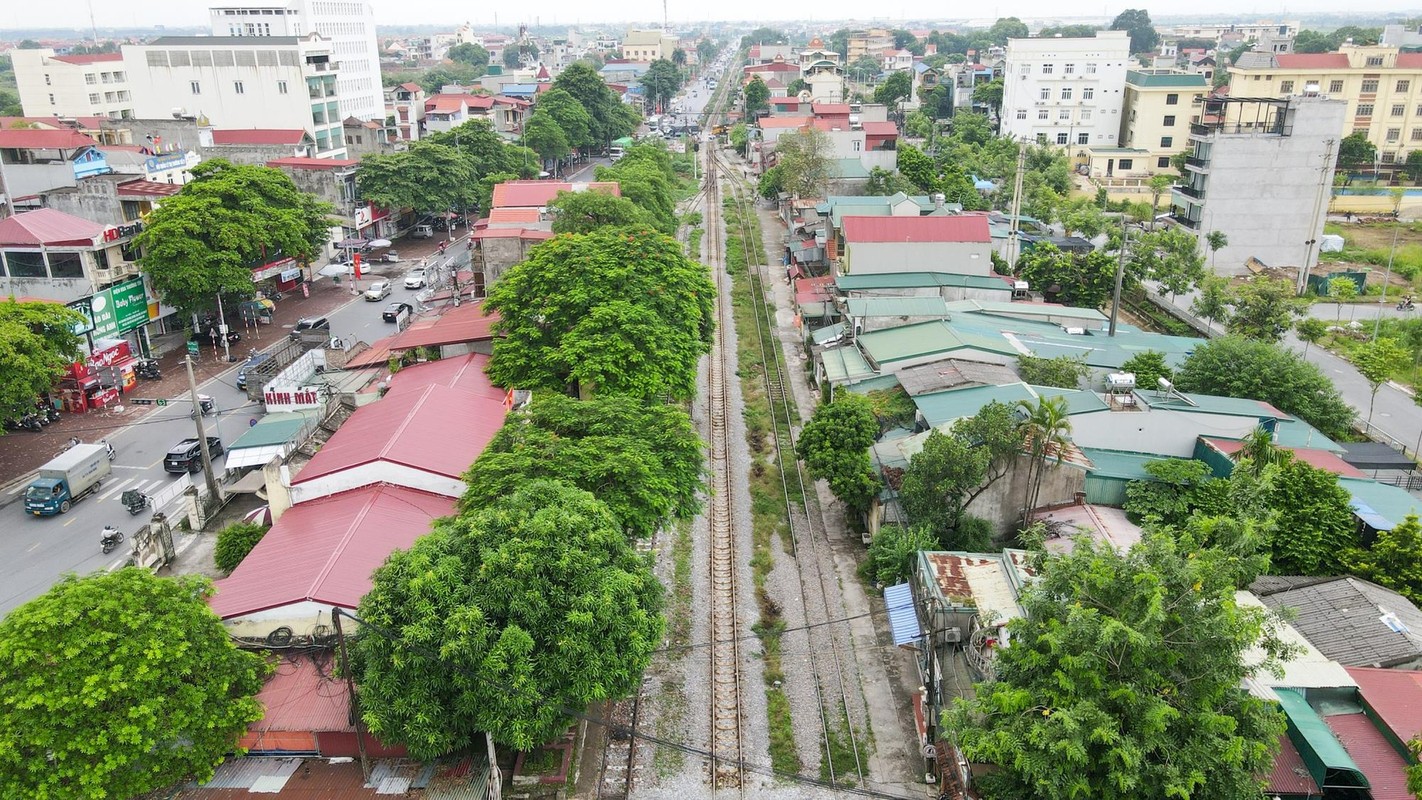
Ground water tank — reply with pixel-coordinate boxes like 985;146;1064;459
1106;372;1136;391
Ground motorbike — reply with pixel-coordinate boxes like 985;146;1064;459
135;359;162;380
189;395;215;419
100;527;125;555
121;490;150;516
1399;298;1416;311
20;413;42;432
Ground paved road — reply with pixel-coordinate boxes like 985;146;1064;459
0;246;471;616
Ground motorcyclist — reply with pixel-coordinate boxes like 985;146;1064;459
100;525;121;543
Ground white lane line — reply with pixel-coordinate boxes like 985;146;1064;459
98;478;136;503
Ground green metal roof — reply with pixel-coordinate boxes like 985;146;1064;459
1078;448;1163;481
831;158;870;179
1126;70;1208;88
912;383;1108;429
858;320;965;365
228;410;319;450
845;297;952;318
1138;390;1285;418
821;345;877;384
1273;688;1367;788
835;271;1014;291
946;299;1109;322
1272;417;1344;452
1339;477;1422;531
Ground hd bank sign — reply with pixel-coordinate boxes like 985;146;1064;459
69;278;151;340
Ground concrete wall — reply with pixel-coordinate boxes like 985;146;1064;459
479;236;541;286
42;181;126;226
962;452;1087;536
2;162;78;201
0;275;92;304
842;240;993;275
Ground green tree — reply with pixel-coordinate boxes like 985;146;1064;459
596;144;677;232
987;17;1031;43
729;123;749;155
1329;275;1359;320
1133;227;1206;300
0;300;84;426
416;62;486;94
1205;230;1228;270
641;58;682;111
971;78;1004;119
795;393;883;511
446;42;490;68
426;118;540;183
900;402;1024;548
1038;24;1101;38
134;160;333;319
743;75;770;115
950;111;993;146
1110;9;1161;54
1338;131;1378;171
671;47;687;67
214;521;269;573
1121;349;1172;389
949;533;1288;799
862;525;940;586
757;164;785;199
774;126;834;198
1016;243;1131;309
1405;149;1422;182
355;480;663;754
1224;278;1307;342
357;142;478;217
522;111;572;163
0;570;267;798
1190;274;1231;329
1295;317;1328;355
1174;336;1356;438
1059;195;1108;239
1016;353;1090;388
532;87;594;151
1266;459;1358;574
865;166;917;196
874;70;912;107
486;227;713;400
904;110;934;139
461;394;703;539
553;62;637;144
1344;514;1422;605
1146;173;1174;229
1017;395;1072;523
1353;336;1409;424
1123;457;1216;527
548;189;655;234
697;39;718;64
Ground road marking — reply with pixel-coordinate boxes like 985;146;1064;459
98;478;135;503
63;516;77;527
112;465;149;470
26;541;40;553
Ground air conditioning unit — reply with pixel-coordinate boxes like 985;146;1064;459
942;626;962;643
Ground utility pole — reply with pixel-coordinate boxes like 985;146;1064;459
1005;140;1027;269
215;290;231;363
185;355;221;500
1299;138;1336;296
1109;215;1128;337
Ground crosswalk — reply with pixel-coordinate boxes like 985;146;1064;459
95;474;191;510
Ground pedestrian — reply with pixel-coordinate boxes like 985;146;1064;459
1345;210;1353;222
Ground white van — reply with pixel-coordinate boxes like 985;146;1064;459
609;146;625;162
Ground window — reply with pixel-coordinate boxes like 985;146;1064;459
43;74;50;86
1038;109;1049;120
1166;93;1180;104
1163;115;1176;126
1401;80;1413;92
1036;133;1048;144
234;81;245;94
1061;88;1072;100
1119;158;1134;170
1362;79;1379;93
1330;80;1345;93
1079;133;1090;145
1040;87;1050;100
1389;128;1402;142
88;93;99;104
852;139;861;151
47;93;54;105
1065;63;1075;74
1161;136;1173;147
1059;109;1071;120
278;80;288;94
1280;81;1294;93
1016;108;1027;119
1019;63;1030;75
1083;87;1094;100
1383;151;1396;163
85;74;97;85
1081;109;1093;121
190;80;201;94
1358;103;1374;117
1367;56;1384;67
1414;129;1422;141
1086;63;1097;74
1158;156;1171;168
1395;104;1408;117
1057;132;1069;144
47;252;84;279
1042;63;1054;74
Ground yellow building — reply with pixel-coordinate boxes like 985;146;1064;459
1081;70;1209;185
1228;45;1422;164
621;29;679;62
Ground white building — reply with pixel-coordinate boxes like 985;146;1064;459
1001;31;1131;149
122;35;347;158
209;0;382;121
1171;95;1347;275
10;50;135;119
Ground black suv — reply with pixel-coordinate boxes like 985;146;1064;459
164;437;224;474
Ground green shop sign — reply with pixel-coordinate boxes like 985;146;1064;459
72;279;151;340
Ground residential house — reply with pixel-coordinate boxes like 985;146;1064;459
40;173;180;229
620;29;678;62
341;116;396;157
838;215;992;276
265;156;376;253
386;82;425;141
1252;575;1422;669
423;93;526;135
945;62;996;115
882;49;915;73
1089;70;1210;181
0;127;110;216
748;42;796;64
10;50;134;119
1000;31;1131;150
201;128;318;166
906;62;940;112
847;30;894;60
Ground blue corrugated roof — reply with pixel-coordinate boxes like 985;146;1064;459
884;582;921;645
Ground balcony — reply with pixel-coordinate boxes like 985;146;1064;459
1172;212;1202;230
1175;184;1206;200
1184;155;1209;170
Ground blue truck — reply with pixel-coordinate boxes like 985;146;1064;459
25;444;111;516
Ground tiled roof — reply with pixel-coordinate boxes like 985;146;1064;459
469;227;555;240
0;207;103;246
1323;713;1413;800
842;215;991;244
209;484;455;618
1273;53;1350;69
1347;666;1422;743
487;207;542;223
114;179;183;198
210;129;307;146
861;121;899;136
0;128;97;150
1258;577;1422;667
491;180;620;208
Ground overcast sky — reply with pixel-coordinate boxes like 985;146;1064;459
3;0;1416;32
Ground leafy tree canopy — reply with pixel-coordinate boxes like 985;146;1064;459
523;111;572;163
774;127;835;198
744;75;770;114
0;570;268;798
552;63;638;144
900;401;1023;548
874;70;912;107
357;141;478;216
446;42;489;68
548;189;655;234
596;144;678;232
486;227;713;400
134;160;334;318
423;118;540;187
462;393;703;539
533;87;594;151
1110;8;1161;54
1017;352;1090;388
795;393;883;510
1345;514;1422;605
1016;243;1133;309
1223;278;1307;342
0;300;84;425
355;480;663;754
641;58;683;111
1173;336;1355;438
950;532;1289;800
1338;131;1378;170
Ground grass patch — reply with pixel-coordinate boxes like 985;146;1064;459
668;516;694;655
765;688;801;775
820;720;862;787
653;676;687;777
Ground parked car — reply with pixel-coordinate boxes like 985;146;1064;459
403;268;427;289
288;316;331;342
382;302;413;323
164;437;224;474
412;224;434;239
364;281;392;301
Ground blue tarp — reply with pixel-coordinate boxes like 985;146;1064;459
884;582;922;646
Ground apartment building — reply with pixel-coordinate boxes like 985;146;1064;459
11;50;134;119
209;0;383;122
1167;20;1300;42
1116;70;1210;174
620;29;678;62
1229;45;1422;164
1171;95;1346;275
1000;31;1132;149
122;35;347;158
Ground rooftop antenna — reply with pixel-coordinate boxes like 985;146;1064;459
87;0;99;50
663;0;669;32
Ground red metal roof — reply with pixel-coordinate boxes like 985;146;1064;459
1201;437;1367;478
50;53;123;65
0;128;97;150
1274;53;1350;69
246;658;352;734
759;115;813;129
0;208;103;246
210;129;307;146
491;180;619;209
795;275;835;305
1262;734;1320;796
293;381;505;485
398;81;422;93
862;121;899;136
209;484;455;618
812;103;851;115
115;179;182;198
390;303;502;351
266;157;358;169
842;215;991;244
488;207;542;223
384;352;506;402
171;758;399;798
1399;53;1422;68
1323;712;1413;800
1347;666;1422;742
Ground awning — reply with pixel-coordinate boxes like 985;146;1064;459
225;444;288;471
1273;688;1369;790
1350;500;1394;532
884;582;922;646
335;237;368;249
1340;441;1417;472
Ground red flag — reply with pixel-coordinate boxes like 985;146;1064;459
353;252;362;280
503;388;514;409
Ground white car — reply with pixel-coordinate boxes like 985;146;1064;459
364;280;392;301
403;268;427;289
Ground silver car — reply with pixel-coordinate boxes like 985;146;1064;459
364;280;392;301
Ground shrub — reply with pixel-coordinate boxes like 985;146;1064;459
214;522;269;574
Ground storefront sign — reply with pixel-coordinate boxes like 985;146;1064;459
83;279;151;340
89;340;133;369
280;267;302;282
252;257;296;282
262;386;323;412
102;221;145;242
145;153;188;173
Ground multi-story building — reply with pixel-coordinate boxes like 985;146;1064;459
1000;31;1132;149
1167;20;1300;43
122;35;347;158
11;50;135;119
209;0;383;122
1116;70;1210;174
620;29;679;62
1171;95;1346;275
1228;45;1422;165
847;29;893;60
